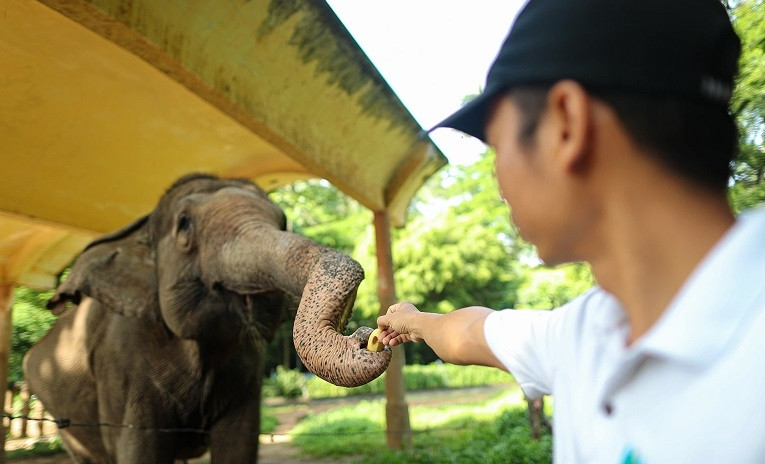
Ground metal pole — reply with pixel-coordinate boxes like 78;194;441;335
373;211;411;449
0;283;15;463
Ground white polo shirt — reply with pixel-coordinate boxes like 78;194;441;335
485;206;765;463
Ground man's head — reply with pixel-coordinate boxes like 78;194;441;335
434;0;741;194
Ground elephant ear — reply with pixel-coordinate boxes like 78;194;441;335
48;215;160;320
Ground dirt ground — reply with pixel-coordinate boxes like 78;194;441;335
7;385;510;464
4;442;341;464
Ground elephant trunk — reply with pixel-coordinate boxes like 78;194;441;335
214;228;391;388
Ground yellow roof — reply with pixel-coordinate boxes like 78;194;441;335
0;0;447;289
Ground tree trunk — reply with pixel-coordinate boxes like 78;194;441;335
526;394;552;440
374;211;412;449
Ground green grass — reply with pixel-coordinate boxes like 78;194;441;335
260;408;279;434
5;437;65;460
290;387;552;464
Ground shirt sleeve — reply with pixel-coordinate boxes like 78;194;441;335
484;305;571;399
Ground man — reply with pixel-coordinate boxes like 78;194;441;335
377;0;765;462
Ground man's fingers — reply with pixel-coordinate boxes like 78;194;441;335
377;302;421;346
380;330;397;345
384;334;403;346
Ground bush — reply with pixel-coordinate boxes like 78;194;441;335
266;365;307;399
303;372;383;398
302;362;514;399
487;409;553;464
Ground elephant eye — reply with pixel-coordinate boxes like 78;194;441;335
176;213;191;233
174;212;194;251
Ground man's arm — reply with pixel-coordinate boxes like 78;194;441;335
377;302;506;370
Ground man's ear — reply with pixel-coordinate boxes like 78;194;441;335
545;80;593;175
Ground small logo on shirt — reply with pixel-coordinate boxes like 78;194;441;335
621;447;643;464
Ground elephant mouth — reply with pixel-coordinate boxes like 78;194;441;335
243;294;255;310
346;326;390;352
239;293;272;325
213;287;272;332
215;282;275;311
238;290;295;334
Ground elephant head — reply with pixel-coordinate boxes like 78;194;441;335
49;173;390;387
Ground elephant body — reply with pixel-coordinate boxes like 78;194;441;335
23;174;390;463
28;297;263;462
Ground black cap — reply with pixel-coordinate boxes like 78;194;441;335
432;0;741;143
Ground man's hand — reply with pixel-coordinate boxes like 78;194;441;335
377;302;429;346
376;301;504;370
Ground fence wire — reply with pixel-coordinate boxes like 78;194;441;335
2;413;461;438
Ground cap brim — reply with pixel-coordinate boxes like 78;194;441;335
426;88;501;143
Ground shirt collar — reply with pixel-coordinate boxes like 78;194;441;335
634;206;765;367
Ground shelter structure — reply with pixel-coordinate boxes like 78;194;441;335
0;0;447;457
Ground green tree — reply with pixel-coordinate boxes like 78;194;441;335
352;209;524;322
729;0;765;212
392;148;529;313
10;287;56;382
516;262;595;309
413;149;596;314
269;179;371;254
349;150;530;364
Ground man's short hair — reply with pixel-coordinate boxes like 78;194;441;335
508;85;738;194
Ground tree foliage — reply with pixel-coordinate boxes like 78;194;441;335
393;152;528;313
729;0;765;212
10;287;56;382
350;151;528;329
516;263;595;309
269;179;371;254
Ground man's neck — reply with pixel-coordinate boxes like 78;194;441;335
588;174;734;344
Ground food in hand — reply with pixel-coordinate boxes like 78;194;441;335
367;328;385;352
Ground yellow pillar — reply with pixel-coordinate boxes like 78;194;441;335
0;283;15;463
373;211;411;449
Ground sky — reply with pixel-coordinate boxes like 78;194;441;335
325;1;526;166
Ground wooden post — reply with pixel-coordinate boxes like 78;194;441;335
32;400;44;438
373;211;411;449
3;388;11;438
0;283;15;463
20;382;30;438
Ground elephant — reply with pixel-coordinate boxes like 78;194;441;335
23;173;391;463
